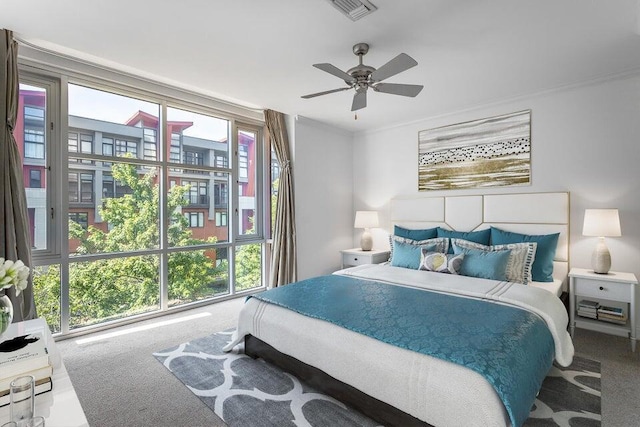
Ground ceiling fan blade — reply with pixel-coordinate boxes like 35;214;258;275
370;53;418;82
373;83;424;97
313;63;356;83
351;91;367;111
301;87;351;99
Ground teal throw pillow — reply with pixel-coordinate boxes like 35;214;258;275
390;237;448;270
457;247;512;281
490;227;559;282
437;227;491;253
394;225;438;241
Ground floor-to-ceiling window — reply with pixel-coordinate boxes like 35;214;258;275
16;69;266;336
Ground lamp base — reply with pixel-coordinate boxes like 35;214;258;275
592;237;611;274
360;229;373;251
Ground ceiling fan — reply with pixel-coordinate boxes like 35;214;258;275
301;43;424;111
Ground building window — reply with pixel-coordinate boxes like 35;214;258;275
102;137;114;156
115;139;138;158
184;212;205;228
81;173;93;203
214;151;228;177
143;128;157;161
24;106;44;122
68;173;78;202
184;180;208;205
184;150;204;166
24;105;45;159
68;132;78;153
215;211;227;227
81;134;93;155
170;133;181;163
102;173;132;199
69;212;89;230
214;183;228;208
68;132;94;164
215;151;228;169
24;128;45;159
68;172;94;203
29;169;42;188
102;137;113;166
239;144;248;179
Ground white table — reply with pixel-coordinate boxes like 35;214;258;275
569;267;638;352
340;248;390;269
0;318;89;427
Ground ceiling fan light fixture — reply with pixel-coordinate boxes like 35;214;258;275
327;0;378;22
301;42;423;111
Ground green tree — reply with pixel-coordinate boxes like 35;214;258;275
236;242;262;290
35;162;226;328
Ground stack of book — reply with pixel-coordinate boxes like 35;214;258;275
597;305;627;325
577;299;599;319
0;332;53;406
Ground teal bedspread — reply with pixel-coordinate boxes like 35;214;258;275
250;274;555;427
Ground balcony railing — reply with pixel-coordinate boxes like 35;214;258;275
186;195;209;206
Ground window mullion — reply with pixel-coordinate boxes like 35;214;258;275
160;101;169;311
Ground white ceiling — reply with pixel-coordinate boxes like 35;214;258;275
3;0;640;133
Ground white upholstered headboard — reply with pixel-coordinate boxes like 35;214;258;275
390;192;570;289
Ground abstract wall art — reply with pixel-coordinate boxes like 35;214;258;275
418;110;531;191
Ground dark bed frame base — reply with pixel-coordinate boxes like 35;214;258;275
244;335;431;427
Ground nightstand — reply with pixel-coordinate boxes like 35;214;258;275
340;248;390;269
569;267;638;352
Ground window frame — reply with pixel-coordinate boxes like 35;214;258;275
20;61;266;337
18;72;61;261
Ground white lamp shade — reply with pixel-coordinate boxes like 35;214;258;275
582;209;621;237
354;211;379;229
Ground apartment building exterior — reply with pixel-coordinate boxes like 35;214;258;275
15;88;256;252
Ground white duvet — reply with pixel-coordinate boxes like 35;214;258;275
224;264;575;427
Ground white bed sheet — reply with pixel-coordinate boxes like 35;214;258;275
530;279;563;297
225;265;574;427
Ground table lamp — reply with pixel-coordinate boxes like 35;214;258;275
354;211;379;251
582;208;621;274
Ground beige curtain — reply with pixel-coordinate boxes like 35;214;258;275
1;29;36;321
265;109;296;287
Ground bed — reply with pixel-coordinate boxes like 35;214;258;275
223;192;574;427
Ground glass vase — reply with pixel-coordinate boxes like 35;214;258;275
0;294;14;337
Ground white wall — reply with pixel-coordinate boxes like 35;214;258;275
293;116;354;279
352;72;640;328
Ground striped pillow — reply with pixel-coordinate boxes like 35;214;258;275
451;238;537;284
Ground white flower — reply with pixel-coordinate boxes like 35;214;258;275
0;258;30;297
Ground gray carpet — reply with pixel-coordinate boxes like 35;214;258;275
154;331;602;427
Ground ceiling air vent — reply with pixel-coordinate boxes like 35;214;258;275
327;0;378;21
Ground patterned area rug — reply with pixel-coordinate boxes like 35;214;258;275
154;331;601;427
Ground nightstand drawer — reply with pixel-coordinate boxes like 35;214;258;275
575;278;630;302
343;253;370;266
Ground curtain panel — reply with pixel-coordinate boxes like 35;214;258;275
264;109;296;287
1;29;36;321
